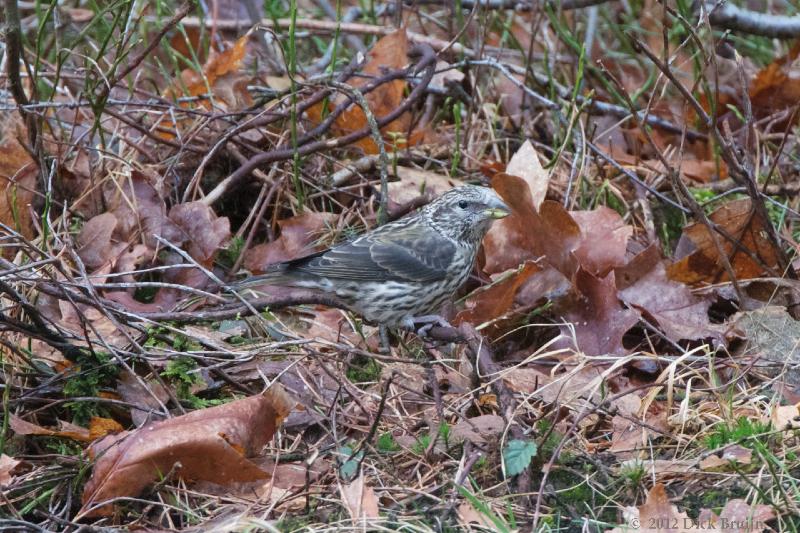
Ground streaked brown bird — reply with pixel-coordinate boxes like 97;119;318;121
234;185;510;330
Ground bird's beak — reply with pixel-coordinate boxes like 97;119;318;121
483;197;511;219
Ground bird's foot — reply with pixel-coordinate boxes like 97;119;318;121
378;324;392;354
410;315;453;337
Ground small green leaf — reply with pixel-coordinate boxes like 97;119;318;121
337;445;364;481
503;439;537;477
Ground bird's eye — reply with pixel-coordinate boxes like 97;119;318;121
458;200;469;209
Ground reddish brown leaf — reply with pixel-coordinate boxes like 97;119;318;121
0;454;23;488
116;370;170;427
306;29;418;154
0;128;37;250
484;173;580;275
164;33;249;100
698;499;775;533
159;34;253;138
750;42;800;118
557;268;640;356
109;171;180;247
79;386;294;517
617;484;694;533
620;251;727;344
77;213;118;270
168;202;231;266
667;199;779;285
244;212;338;273
609;483;695;532
571;207;633;276
456;261;541;329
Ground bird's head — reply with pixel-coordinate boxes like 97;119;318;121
423;185;511;243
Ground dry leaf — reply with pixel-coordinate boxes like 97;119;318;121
0;454;22;487
772;403;800;429
450;415;505;446
698;498;776;533
168;201;231;266
668;199;779;285
608;483;694;533
457;500;495;529
506;140;549;209
79;386;295;517
0;127;37;250
10;415;92;442
456;261;541;332
339;473;380;522
244;212;338;273
307;29;418;154
699;444;752;471
557;268;640;356
77;213;118;269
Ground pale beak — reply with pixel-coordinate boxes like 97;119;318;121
483;197;510;219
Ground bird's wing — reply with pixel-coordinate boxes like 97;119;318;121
290;223;456;283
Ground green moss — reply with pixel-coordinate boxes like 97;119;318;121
704;417;772;451
160;356;225;409
345;356;381;384
377;432;399;453
62;351;118;425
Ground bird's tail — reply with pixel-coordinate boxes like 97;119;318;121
228;265;294;291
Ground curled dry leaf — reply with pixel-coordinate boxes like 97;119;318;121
161;33;253;137
0;454;23;487
79;385;295;517
668;198;779;285
9;414;92;442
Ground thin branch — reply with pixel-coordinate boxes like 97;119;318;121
705;2;800;39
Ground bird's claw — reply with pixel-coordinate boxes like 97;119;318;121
411;315;452;337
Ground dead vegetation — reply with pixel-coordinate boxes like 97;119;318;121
2;0;800;531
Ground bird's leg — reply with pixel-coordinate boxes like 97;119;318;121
411;314;453;337
379;324;392;354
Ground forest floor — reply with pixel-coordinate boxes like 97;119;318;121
1;0;800;531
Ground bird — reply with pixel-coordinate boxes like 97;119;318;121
233;185;510;332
